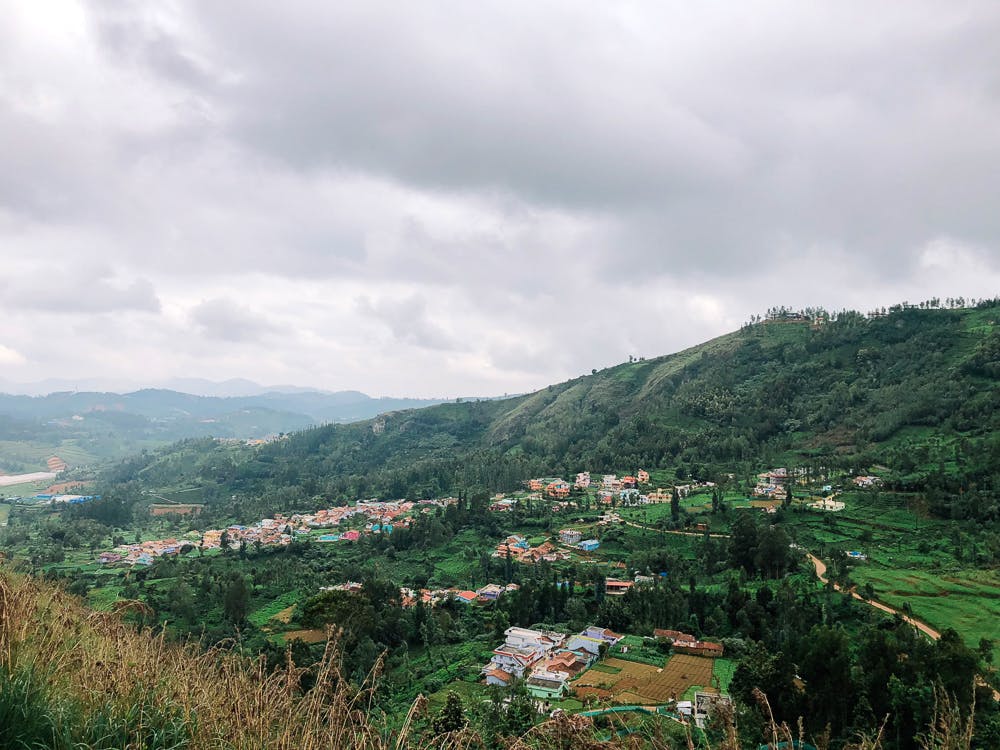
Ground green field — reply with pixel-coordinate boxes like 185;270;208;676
850;565;1000;646
712;658;736;692
249;590;301;628
0;504;9;526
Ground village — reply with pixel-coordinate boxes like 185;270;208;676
94;464;866;568
97;497;459;566
48;458;903;739
479;623;730;726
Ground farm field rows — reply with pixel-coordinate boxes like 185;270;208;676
573;654;717;705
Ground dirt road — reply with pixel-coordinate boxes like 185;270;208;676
806;553;942;639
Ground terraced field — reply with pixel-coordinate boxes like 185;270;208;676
573;654;717;704
850;566;1000;646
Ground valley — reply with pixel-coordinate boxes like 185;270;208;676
2;304;999;748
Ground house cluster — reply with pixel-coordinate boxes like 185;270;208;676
100;535;197;566
808;497;845;512
597;487;647;506
753;469;790;500
558;529;600;552
527;471;651;498
396;582;521;607
97;497;442;567
652;629;725;658
853;475;881;488
605;579;635;596
494;535;570;564
526;478;571;498
41;493;100;505
482;625;624;700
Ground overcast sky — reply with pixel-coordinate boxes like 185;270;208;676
2;2;999;397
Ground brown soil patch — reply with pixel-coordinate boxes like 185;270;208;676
282;629;327;644
573;655;716;704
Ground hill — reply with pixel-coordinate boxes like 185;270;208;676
105;302;1000;522
0;388;449;474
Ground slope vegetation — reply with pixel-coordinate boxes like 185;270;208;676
103;304;1000;521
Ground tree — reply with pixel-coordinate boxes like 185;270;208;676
729;512;759;575
671;487;681;524
222;574;249;624
432;691;467;734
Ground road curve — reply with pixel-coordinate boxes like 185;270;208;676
806;553;942;639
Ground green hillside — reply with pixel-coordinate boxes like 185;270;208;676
104;303;1000;523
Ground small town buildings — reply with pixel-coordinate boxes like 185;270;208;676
578;539;600;552
485;669;513;687
546;481;571;499
477;584;506;601
559;529;583;545
672;638;724;658
526;671;567;700
564;634;603;658
582;626;623;644
604;579;634;596
653;629;695;642
637;469;650;484
575;472;591;488
504;627;566;651
619;488;642;504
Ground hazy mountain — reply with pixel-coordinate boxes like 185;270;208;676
0;386;450;473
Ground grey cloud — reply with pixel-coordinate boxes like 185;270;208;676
190;298;282;342
357;294;461;351
83;1;217;90
2;2;1000;395
0;269;160;314
88;1;1000;283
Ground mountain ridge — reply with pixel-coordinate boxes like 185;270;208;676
104;303;1000;524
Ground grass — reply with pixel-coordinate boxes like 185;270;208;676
88;585;125;611
0;503;9;526
1;569;444;749
712;658;736;692
849;566;1000;646
248;590;301;628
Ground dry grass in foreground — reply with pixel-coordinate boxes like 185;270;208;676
0;568;975;750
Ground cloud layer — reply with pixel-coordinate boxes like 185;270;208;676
1;1;999;396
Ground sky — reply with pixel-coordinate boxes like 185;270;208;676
1;1;999;397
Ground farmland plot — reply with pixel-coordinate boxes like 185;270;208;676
573;655;717;704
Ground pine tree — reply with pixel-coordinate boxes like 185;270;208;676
671;487;681;524
432;691;468;734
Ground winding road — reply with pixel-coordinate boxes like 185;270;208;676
623;516;998;700
805;553;942;639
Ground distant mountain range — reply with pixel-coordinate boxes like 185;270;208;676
107;304;1000;521
0;386;453;474
0;376;446;399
